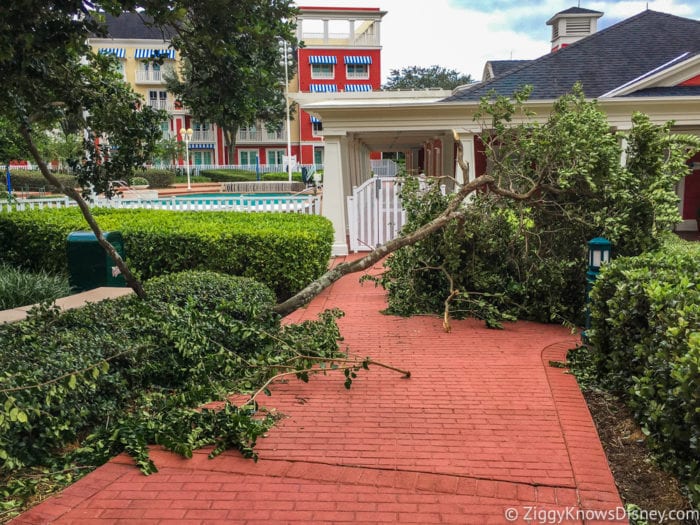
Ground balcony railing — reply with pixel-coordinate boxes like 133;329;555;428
236;129;285;143
136;69;166;83
147;99;173;112
299;30;380;47
191;130;215;142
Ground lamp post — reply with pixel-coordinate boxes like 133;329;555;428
585;237;613;337
179;127;193;190
279;39;293;183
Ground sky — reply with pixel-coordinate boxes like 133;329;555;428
297;0;700;83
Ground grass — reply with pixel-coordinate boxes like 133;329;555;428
0;264;72;310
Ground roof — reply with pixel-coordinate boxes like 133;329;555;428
444;10;700;103
101;12;177;41
489;60;533;78
551;6;603;17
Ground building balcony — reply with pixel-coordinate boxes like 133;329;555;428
236;129;286;143
192;130;215;142
136;70;167;84
147;99;173;112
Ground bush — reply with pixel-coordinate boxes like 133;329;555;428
0;264;71;309
0;208;334;300
0;271;342;479
200;169;256;182
174;175;211;183
129;176;149;187
8;170;78;192
261;172;303;182
140;169;175;188
588;234;700;502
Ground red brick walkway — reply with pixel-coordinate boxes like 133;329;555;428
13;256;623;524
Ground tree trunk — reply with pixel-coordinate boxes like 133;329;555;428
19;124;147;299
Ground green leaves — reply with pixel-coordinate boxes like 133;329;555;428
588;236;700;503
0;207;334;301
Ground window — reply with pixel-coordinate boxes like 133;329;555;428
192;151;212;166
148;91;168;110
159;122;170;138
312;120;323;137
314;147;324;166
311;63;334;79
346;64;369;79
239;150;258;165
267;149;285;166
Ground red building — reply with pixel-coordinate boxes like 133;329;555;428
233;6;386;168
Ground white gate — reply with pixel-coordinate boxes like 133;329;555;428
347;176;406;252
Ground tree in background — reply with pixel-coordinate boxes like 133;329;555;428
0;0;174;297
166;0;298;163
383;65;474;91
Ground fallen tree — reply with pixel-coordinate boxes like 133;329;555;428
275;86;699;322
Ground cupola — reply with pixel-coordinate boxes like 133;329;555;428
546;7;603;52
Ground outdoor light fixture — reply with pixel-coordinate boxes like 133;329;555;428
585;237;613;336
587;237;612;271
179;127;194;190
279;39;293;183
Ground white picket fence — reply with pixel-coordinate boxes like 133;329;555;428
347;176;406;252
0;194;322;215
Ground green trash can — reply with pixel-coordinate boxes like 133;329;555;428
67;231;127;292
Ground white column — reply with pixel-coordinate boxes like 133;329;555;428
442;132;455;189
323;134;349;256
619;137;629;167
456;134;476;185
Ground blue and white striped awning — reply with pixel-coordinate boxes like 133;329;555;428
310;84;338;93
308;55;337;65
344;56;372;65
98;48;126;58
189;143;215;150
134;48;176;59
344;84;372;92
309;116;321;123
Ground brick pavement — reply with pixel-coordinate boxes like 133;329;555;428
12;255;623;524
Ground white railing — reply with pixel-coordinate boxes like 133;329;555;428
180;163;323;175
347;176;405;252
191;130;215;142
147;99;173;112
136;70;164;83
1;194;322;215
370;159;399;177
236;129;285;142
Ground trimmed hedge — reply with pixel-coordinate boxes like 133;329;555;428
0;208;333;299
140;169;175;188
200;169;258;182
201;169;303;183
8;170;78;191
589;234;700;502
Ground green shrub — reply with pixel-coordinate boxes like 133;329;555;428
588;235;700;502
140;169;175;188
0;271;344;511
0;208;334;299
261;172;303;182
200;169;257;182
8;170;78;192
0;264;71;309
129;176;149;187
